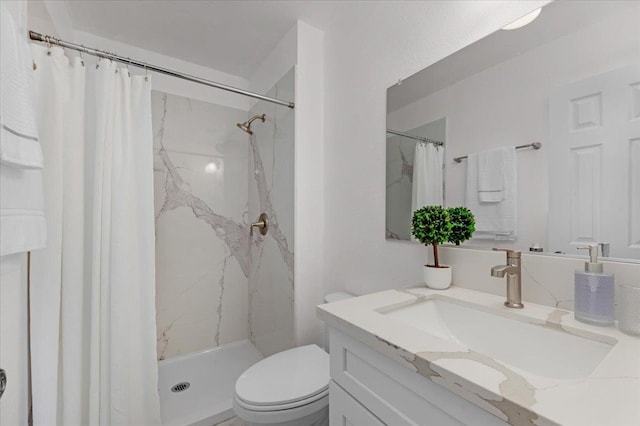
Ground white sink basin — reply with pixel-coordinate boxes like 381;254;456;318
379;297;615;380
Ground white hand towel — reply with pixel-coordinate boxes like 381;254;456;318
477;147;509;202
0;2;43;169
0;2;47;256
0;166;47;256
465;147;517;240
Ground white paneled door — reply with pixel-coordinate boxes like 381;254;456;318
549;64;640;259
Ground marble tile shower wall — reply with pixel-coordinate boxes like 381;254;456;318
248;68;295;357
152;92;250;360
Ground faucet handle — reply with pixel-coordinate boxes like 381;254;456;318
598;242;610;258
250;213;269;236
493;248;521;258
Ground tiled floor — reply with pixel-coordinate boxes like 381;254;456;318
215;417;245;426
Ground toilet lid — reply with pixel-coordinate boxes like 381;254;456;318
235;344;329;407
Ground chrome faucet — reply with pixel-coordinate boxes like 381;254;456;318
490;248;523;309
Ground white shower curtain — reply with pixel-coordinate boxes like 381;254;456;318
411;141;444;214
29;45;160;426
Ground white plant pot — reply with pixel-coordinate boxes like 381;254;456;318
423;265;452;290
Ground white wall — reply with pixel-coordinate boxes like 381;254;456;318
387;7;639;251
249;25;297;98
322;1;550;296
293;21;325;346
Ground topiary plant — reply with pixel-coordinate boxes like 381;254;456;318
411;205;452;268
447;207;475;245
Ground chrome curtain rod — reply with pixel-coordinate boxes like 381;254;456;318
453;142;542;163
28;31;295;109
386;129;444;147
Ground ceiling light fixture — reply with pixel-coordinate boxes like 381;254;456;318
501;8;542;30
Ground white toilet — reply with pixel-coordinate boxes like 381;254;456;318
233;292;353;426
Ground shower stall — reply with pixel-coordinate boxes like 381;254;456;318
153;68;296;425
15;28;296;426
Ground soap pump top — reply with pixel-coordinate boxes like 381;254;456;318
578;245;603;273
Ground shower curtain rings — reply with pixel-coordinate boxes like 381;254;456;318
45;35;52;56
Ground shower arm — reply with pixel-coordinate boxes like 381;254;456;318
248;114;266;125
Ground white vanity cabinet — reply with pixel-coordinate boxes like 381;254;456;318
330;382;386;426
328;328;507;426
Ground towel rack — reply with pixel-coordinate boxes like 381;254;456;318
453;142;542;163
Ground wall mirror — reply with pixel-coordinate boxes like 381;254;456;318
385;0;640;262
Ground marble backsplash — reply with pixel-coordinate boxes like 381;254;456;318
248;68;296;356
437;246;640;313
152;91;250;360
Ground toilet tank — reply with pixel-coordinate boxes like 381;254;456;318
322;292;354;352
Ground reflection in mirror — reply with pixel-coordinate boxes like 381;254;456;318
386;119;445;240
385;1;640;262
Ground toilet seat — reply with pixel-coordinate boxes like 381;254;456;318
234;344;329;406
235;387;328;412
233;392;329;425
233;345;330;424
235;344;329;408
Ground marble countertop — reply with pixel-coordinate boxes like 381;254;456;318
317;286;640;426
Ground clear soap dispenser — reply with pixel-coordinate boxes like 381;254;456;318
574;245;615;326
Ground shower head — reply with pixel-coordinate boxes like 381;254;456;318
236;114;266;135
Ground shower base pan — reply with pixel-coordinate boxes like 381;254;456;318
159;340;262;426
